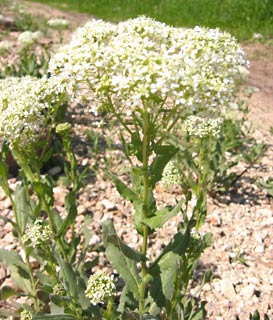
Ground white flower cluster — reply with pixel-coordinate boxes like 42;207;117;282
49;16;247;116
0;40;12;56
161;160;181;188
47;18;69;30
18;31;42;48
53;283;66;296
85;272;116;305
184;115;223;138
22;220;53;248
20;310;33;320
0;76;68;149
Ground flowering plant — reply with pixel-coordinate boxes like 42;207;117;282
0;13;254;319
48;16;247;318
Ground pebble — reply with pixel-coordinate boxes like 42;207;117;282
47;166;62;176
240;284;255;300
3;197;11;209
101;199;116;210
0;187;6;201
220;279;237;300
255;245;264;253
53;186;68;206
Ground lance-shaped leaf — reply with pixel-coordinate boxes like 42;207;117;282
0;249;32;293
34;314;77;320
102;220;145;298
0;286;17;300
14;184;29;234
55;253;78;299
144;200;183;230
33;179;54;207
57;191;77;237
109;172;142;205
118;284;138;314
147;228;190;315
150;145;178;188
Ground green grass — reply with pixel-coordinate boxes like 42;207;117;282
27;0;273;40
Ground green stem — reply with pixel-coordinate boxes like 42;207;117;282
105;297;114;320
41;194;69;261
24;250;40;312
139;110;150;314
197;140;204;196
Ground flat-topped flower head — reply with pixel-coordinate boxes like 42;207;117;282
22;220;53;248
0;76;68;149
85;272;116;305
20;310;33;320
18;31;42;48
161;160;182;188
49;16;247;116
0;40;12;56
47;18;69;30
184;116;223;138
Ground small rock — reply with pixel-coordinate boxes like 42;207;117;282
240;284;255;300
0;187;7;201
81;158;89;166
53;186;68;206
48;166;61;176
220;278;237;300
3;197;11;209
255;245;264;253
101;199;116;210
77;204;86;215
209;214;221;227
203;283;212;291
89;234;101;246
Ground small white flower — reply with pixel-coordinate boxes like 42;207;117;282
85;272;116;305
47;18;69;30
161;161;181;188
0;76;68;148
22;220;53;248
49;17;247;116
0;40;12;56
18;31;42;47
184;116;223;138
20;310;33;320
53;283;66;296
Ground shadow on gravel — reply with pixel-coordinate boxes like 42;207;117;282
212;176;270;206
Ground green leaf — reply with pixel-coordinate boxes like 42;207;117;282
102;220;143;298
0;308;19;318
118;284;138;314
109;173;142;205
33;180;54;207
0;215;17;229
148;228;191;315
0;286;17;300
144;200;183;229
9;264;32;294
14;184;29;233
34;313;77;320
249;310;260;320
0;250;31;293
77;215;93;269
56;254;78;299
0;249;28;271
150;145;178;187
57;191;77;237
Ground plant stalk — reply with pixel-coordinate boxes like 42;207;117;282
139;110;150;314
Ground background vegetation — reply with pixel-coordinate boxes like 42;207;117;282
27;0;273;40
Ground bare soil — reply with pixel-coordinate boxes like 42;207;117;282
0;1;273;319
